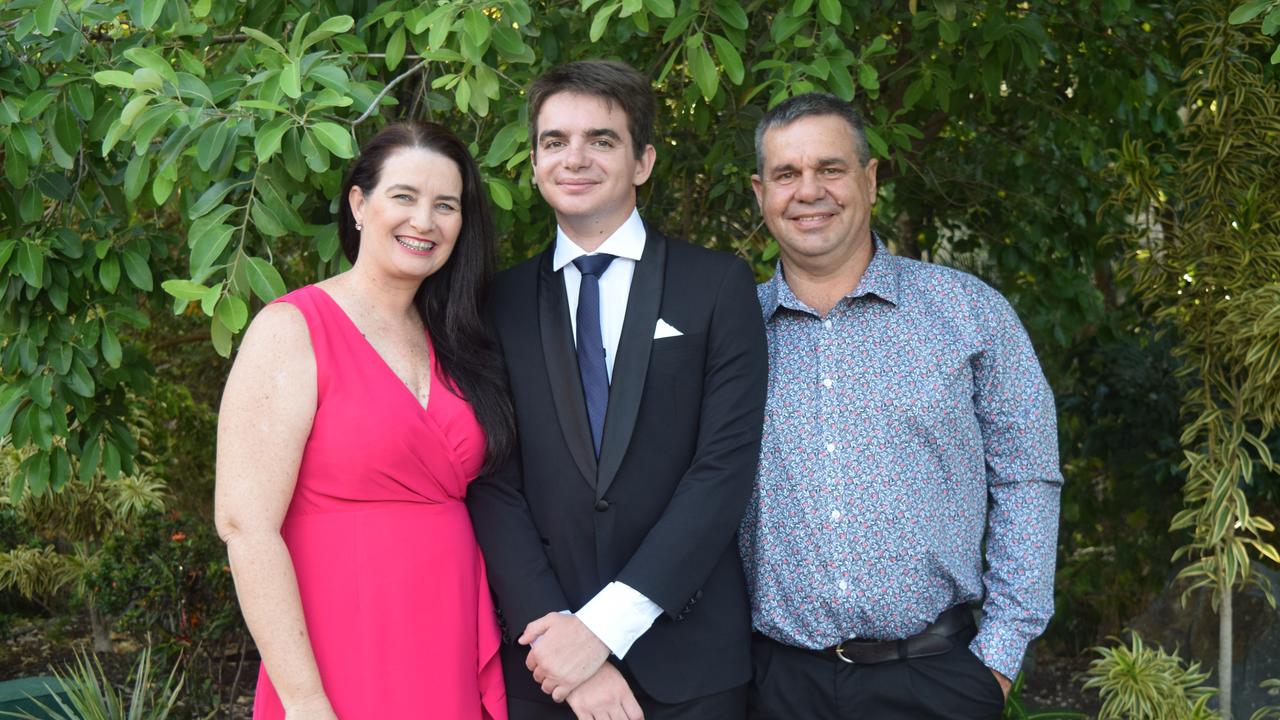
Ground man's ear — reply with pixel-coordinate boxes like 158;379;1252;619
863;158;879;202
632;144;657;186
751;174;764;210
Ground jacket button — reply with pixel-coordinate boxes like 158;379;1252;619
595;499;610;512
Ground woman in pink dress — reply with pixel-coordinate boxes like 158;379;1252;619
215;122;514;719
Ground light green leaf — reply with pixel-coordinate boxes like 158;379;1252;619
484;123;526;167
689;42;719;101
138;0;165;29
119;94;152;127
255;117;292;162
427;7;456;48
1229;0;1269;24
710;33;745;85
240;27;288;56
386;27;407;70
211;314;233;357
195;119;230;172
463;7;490;47
487;178;513;210
280;61;302;99
162;279;213;301
246;255;287;302
93;70;135;89
310;121;355;159
123;153;150;201
590;1;621;42
123;47;178;86
189;179;240;219
36;1;59;34
858;63;879;91
215;294;250;333
863;125;889;158
817;0;841;24
455;76;472;113
301;15;355;50
713;0;749;29
121;247;153;291
19;90;56;120
132;67;163;92
645;0;676;17
189;224;234;277
251;202;287;237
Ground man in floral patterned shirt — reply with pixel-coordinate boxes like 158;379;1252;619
739;92;1063;719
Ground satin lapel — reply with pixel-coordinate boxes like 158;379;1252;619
538;250;598;489
597;227;666;500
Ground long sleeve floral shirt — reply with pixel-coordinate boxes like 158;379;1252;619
739;238;1062;680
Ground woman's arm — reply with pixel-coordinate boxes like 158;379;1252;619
214;302;334;718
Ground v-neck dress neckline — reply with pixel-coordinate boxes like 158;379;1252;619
310;285;435;413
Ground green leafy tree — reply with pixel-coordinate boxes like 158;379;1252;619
1106;0;1280;715
0;0;1201;673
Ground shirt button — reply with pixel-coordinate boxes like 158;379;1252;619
838;581;848;591
822;378;833;388
830;509;841;521
826;443;836;453
823;319;833;330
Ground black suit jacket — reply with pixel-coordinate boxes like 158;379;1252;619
468;225;767;704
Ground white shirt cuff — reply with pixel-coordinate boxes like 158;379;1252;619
574;581;663;659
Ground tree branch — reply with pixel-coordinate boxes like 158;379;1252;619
352;60;429;127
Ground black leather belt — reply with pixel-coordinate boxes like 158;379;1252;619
808;604;975;665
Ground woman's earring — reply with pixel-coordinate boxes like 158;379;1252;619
355;222;363;231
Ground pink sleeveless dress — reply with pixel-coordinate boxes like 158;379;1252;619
252;285;506;719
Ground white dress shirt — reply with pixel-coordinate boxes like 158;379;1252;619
551;209;663;658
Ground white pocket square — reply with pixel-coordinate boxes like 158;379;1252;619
653;318;684;339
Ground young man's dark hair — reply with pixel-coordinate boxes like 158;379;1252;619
526;60;656;159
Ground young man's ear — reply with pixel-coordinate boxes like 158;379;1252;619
632;144;657;187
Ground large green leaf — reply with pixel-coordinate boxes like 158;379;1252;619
310;121;354;159
688;41;719;100
245;255;287;302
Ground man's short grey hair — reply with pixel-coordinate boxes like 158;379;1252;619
754;93;872;175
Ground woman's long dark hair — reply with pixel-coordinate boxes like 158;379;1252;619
337;122;514;473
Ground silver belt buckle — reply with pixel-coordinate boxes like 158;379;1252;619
834;636;857;663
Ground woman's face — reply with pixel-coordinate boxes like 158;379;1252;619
348;146;464;282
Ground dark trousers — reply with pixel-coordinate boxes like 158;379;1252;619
748;628;1006;720
508;682;746;720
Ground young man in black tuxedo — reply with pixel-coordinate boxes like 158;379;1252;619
468;60;767;720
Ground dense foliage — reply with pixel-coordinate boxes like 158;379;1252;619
1;0;1277;714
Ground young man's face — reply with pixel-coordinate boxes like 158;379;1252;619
752;114;878;269
532;91;655;239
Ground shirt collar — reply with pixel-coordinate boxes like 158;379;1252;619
761;233;902;320
552;209;646;271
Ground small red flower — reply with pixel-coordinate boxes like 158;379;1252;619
170;531;187;543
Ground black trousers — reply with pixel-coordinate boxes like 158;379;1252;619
748;628;1006;720
508;681;747;720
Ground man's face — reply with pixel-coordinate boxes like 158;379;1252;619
752;115;878;268
532;91;655;236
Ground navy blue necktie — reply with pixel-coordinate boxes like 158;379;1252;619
573;254;616;457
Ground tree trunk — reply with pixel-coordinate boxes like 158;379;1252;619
87;600;112;653
1219;574;1233;720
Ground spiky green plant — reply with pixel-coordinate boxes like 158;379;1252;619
0;646;184;720
1084;633;1219;720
